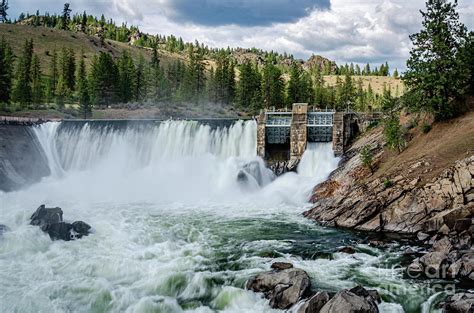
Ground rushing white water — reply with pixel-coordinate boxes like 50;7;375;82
0;120;437;313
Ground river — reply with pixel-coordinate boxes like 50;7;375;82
0;120;442;312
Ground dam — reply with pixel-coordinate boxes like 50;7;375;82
257;103;380;162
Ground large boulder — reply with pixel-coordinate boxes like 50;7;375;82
30;205;91;241
246;263;310;310
319;289;379;313
442;293;474;313
30;205;63;226
41;221;92;241
297;291;330;313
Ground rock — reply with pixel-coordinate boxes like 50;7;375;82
459;253;474;278
319;290;379;313
72;221;91;238
419;251;449;278
349;285;381;304
0;224;9;236
246;267;311;309
297;291;330;313
439;224;451;235
30;206;91;241
237;170;249;184
454;219;473;233
407;259;424;278
442;293;474;313
368;240;386;248
433;237;453;254
447;259;462;278
417;232;430;242
41;222;74;241
271;262;293;270
338;246;356;254
241;161;265;186
30;205;63;226
403;247;417;256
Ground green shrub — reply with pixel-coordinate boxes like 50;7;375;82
383;114;406;153
383;179;393;188
422;123;431;134
359;145;374;173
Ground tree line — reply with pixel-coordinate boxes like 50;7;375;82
0;35;396;117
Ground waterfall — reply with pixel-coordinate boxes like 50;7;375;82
25;121;342;205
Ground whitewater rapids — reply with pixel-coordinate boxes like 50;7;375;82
0;120;438;312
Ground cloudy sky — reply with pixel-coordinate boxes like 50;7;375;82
10;0;474;71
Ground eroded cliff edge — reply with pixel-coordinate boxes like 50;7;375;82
304;112;474;234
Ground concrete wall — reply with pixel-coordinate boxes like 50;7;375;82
290;104;308;160
0;125;50;192
256;112;266;159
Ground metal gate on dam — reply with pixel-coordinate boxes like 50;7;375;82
256;103;377;162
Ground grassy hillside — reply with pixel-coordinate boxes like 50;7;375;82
1;24;403;97
323;75;405;96
0;24;185;69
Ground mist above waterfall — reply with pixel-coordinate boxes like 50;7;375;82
4;120;339;207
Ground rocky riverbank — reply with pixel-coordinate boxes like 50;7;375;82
246;262;381;313
302;114;473;310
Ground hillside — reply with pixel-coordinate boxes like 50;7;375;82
0;24;185;69
0;24;403;96
323;75;405;96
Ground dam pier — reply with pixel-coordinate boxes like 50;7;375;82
257;103;380;167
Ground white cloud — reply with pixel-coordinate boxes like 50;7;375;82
10;0;474;71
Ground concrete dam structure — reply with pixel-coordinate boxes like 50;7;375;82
257;103;380;162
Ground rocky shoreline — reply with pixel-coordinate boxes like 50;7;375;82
246;262;381;313
298;124;473;311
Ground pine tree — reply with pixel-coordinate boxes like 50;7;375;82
286;61;301;105
262;57;284;108
0;0;8;23
404;0;469;120
81;11;87;32
61;3;71;30
46;48;58;102
76;51;91;118
0;37;14;105
31;54;43;107
135;54;147;101
59;48;75;92
181;47;205;102
117;51;136;103
149;46;165;101
88;52;118;108
12;39;34;107
393;68;399;79
236;60;261;111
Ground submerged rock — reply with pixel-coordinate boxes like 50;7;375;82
338;246;356;254
246;263;310;309
30;205;91;241
0;224;9;236
271;262;294;270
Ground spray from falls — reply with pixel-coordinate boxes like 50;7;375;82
26;120;341;206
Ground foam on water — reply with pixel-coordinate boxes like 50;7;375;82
0;120;437;312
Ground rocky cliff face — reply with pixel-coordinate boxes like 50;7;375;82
0;125;50;192
304;128;473;235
